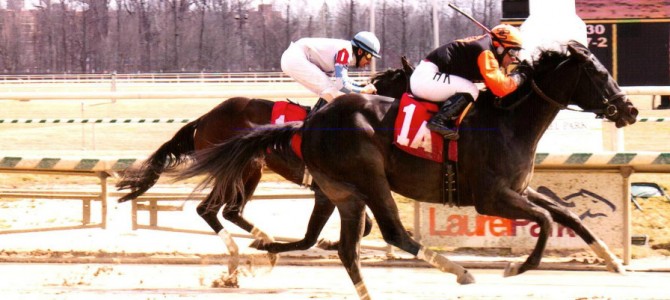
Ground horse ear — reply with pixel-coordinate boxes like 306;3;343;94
401;56;414;75
567;41;590;62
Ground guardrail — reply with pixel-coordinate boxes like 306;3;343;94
0;167;111;233
0;90;315;101
0;155;391;252
0;72;372;84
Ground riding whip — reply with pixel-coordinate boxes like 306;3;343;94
447;3;506;46
447;3;492;34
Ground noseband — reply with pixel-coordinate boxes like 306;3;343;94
531;54;624;118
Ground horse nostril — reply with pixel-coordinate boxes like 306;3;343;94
629;106;639;118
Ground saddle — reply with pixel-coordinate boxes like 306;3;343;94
393;93;470;207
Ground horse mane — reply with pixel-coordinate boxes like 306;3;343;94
488;48;572;108
369;68;404;85
533;49;570;75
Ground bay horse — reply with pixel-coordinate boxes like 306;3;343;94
116;58;413;285
175;41;638;298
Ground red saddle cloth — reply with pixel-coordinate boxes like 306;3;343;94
270;101;307;159
394;93;458;163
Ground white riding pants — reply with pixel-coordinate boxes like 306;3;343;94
409;60;479;102
281;43;343;102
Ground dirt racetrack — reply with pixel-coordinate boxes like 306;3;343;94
2;263;670;300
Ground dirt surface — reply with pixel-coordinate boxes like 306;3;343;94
3;264;670;300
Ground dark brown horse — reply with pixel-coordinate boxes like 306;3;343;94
176;42;639;298
116;58;413;285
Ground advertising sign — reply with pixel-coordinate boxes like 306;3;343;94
418;171;625;250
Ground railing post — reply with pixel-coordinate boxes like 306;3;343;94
110;71;117;103
99;172;109;229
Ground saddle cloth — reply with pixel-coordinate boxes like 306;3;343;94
270;101;307;159
394;93;460;163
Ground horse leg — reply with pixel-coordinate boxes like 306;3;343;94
221;168;278;267
317;211;373;251
196;193;240;288
475;188;554;277
252;184;374;253
307;184;374;251
254;186;334;252
364;188;474;284
525;187;625;273
334;198;371;300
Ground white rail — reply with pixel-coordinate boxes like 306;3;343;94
0;90;314;101
0;86;665;102
0;72;371;84
621;86;670;95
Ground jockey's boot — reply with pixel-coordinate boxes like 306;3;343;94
307;98;328;118
427;93;473;140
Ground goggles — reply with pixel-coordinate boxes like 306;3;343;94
506;48;521;60
364;52;373;60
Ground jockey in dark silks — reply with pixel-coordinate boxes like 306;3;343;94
410;24;531;139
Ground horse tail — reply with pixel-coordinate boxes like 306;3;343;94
116;118;199;202
176;122;302;212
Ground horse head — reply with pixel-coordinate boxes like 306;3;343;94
531;41;638;128
371;56;414;98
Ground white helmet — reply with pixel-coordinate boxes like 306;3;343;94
352;31;381;58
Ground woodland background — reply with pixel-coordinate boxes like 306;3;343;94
0;0;500;74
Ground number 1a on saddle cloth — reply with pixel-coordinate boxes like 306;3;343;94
394;93;461;163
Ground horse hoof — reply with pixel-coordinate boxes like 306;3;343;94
457;271;476;285
316;239;335;250
503;262;521;277
249;239;263;250
212;275;239;288
268;253;279;267
222;276;239;288
607;261;626;274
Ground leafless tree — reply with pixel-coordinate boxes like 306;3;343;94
166;0;192;71
0;10;24;72
1;0;502;73
194;0;208;70
336;0;356;39
318;1;332;38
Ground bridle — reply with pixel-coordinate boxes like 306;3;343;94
531;53;626;118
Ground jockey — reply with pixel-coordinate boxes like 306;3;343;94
281;31;381;109
409;24;530;139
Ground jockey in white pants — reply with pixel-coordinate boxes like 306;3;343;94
410;24;530;140
281;31;381;104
